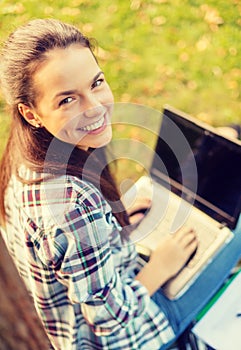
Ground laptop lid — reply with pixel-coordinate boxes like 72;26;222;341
151;105;241;230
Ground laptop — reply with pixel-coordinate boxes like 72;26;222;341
128;105;241;299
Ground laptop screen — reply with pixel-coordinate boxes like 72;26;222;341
151;106;241;230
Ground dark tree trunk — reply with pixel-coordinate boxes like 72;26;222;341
0;234;50;350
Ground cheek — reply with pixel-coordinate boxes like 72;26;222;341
45;118;65;133
103;84;114;104
41;114;72;138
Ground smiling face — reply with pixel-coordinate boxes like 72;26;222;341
20;45;114;150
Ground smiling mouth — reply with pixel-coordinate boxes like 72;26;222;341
79;116;105;132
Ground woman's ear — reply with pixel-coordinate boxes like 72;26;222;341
18;103;42;128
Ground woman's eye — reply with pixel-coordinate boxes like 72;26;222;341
92;78;104;89
59;97;74;106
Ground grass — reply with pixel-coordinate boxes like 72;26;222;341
0;0;240;181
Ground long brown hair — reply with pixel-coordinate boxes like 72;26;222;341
0;19;129;231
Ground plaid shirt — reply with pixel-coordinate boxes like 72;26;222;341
3;170;174;349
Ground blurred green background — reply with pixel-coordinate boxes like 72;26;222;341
0;0;240;178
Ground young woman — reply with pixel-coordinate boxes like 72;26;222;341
0;19;240;350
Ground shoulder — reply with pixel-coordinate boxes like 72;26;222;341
11;167;109;210
11;173;112;227
46;174;111;213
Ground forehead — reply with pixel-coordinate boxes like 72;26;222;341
45;43;95;63
33;45;99;97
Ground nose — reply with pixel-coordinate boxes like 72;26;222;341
83;105;105;119
82;95;105;119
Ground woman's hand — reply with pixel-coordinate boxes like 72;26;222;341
127;197;151;225
121;176;153;225
151;227;198;280
135;227;198;295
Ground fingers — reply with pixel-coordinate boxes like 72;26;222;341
183;230;198;248
133;198;152;211
173;227;198;249
171;227;198;269
127;197;151;215
129;212;146;225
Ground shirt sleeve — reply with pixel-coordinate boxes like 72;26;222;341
31;179;151;336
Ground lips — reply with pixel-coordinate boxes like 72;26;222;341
79;116;105;132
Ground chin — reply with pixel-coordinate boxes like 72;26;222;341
92;136;112;149
78;129;112;149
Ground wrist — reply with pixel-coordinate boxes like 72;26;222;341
135;258;170;296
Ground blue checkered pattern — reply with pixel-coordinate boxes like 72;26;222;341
3;170;174;349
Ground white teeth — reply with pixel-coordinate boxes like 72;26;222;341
80;116;105;131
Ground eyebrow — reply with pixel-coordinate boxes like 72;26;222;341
93;71;104;83
54;71;104;100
